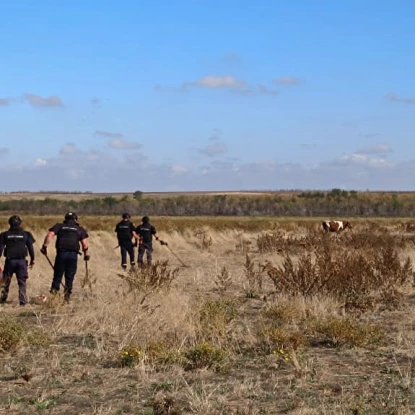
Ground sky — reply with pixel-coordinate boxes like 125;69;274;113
0;0;414;192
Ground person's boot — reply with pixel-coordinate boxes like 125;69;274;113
64;289;71;303
122;263;127;270
0;291;7;304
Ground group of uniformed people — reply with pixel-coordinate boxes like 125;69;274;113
115;213;166;269
0;212;163;306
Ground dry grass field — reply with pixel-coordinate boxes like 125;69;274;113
2;216;415;414
0;191;273;202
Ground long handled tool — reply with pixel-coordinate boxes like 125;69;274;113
44;253;55;271
80;257;92;290
160;241;189;268
42;252;67;291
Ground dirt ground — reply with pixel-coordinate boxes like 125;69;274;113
1;224;415;414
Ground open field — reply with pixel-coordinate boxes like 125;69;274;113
2;217;415;414
0;191;274;202
2;189;415;202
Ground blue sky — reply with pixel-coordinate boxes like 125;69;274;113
1;0;414;192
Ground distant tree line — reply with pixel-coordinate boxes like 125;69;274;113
0;189;415;217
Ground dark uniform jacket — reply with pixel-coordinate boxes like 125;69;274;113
0;227;35;261
49;220;88;252
115;220;135;244
136;222;157;245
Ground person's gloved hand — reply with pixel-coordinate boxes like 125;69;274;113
29;260;35;269
40;245;47;255
84;254;90;261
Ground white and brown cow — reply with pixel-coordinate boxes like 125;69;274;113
322;220;352;233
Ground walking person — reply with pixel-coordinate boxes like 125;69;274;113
40;212;89;301
115;213;138;269
0;215;35;306
136;216;164;266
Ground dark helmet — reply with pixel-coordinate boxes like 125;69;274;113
8;215;22;227
142;216;150;223
122;212;131;219
65;212;78;221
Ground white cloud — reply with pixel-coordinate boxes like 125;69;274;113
24;93;64;108
355;144;393;155
158;75;282;96
0;98;12;106
108;138;141;149
171;165;188;175
209;129;222;141
199;143;228;157
34;158;47;167
273;77;302;86
85;151;100;161
66;168;85;179
257;84;279;95
2;146;415;192
221;53;243;66
386;92;415;104
95;130;124;139
60;143;78;155
182;75;247;90
327;153;394;169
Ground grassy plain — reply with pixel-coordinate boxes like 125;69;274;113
1;216;415;414
0;191;273;202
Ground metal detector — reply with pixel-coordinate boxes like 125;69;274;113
161;241;189;268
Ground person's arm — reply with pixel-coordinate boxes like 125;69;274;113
151;226;160;241
0;233;4;258
151;226;167;245
81;237;89;252
80;227;90;260
41;231;55;254
132;230;139;246
81;238;90;261
26;232;35;267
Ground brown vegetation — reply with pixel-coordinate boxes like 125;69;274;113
1;216;415;413
2;188;415;217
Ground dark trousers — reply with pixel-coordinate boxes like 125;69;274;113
119;241;135;266
51;250;78;297
138;243;153;265
1;259;28;305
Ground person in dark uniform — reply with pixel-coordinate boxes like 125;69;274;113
0;215;35;306
40;212;89;301
136;216;165;266
115;213;138;269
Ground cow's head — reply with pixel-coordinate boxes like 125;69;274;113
343;221;352;230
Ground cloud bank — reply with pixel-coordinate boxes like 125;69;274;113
1;143;413;192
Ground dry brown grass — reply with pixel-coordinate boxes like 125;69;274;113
2;217;415;413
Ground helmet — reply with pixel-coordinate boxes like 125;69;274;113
142;216;150;223
65;212;78;221
8;215;22;227
122;213;131;219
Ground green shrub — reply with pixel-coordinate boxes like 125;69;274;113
307;317;384;348
0;313;25;353
259;327;307;352
184;342;227;370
